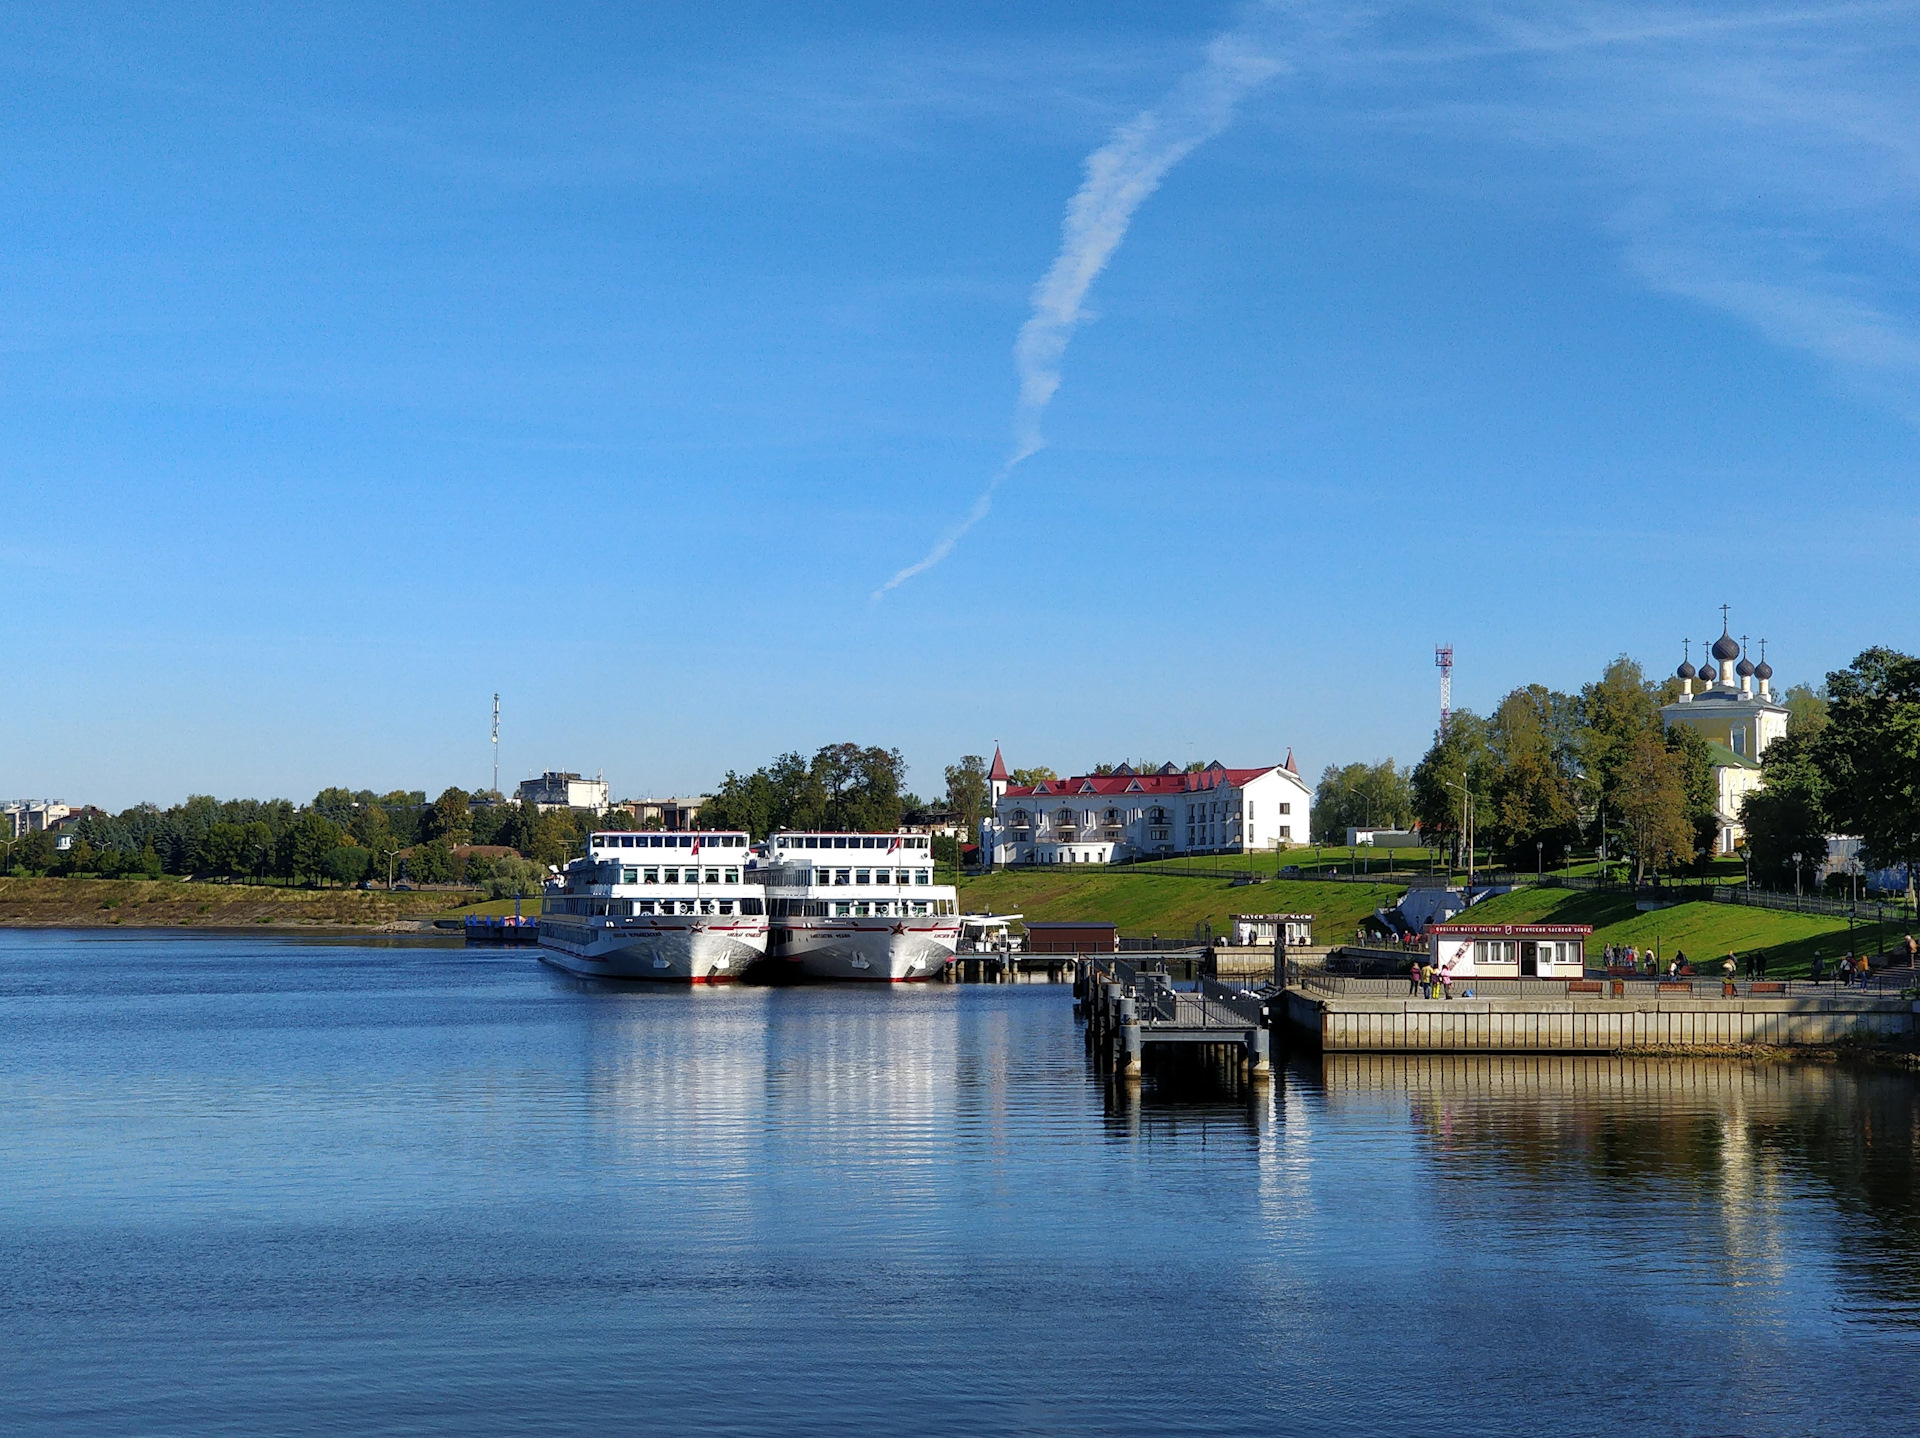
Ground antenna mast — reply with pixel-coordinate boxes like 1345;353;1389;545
491;693;500;797
1435;645;1454;738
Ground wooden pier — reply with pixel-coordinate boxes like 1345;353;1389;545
1074;957;1271;1081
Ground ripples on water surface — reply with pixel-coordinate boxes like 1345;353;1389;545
1;932;1915;1436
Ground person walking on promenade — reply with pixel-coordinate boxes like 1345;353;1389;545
1905;933;1917;967
1408;958;1422;996
1439;960;1455;1000
1838;954;1853;986
1811;953;1825;984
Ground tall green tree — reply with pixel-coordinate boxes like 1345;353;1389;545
944;755;991;840
1740;730;1829;884
1782;683;1830;735
1577;655;1662;859
1614;727;1693;884
1817;647;1920;892
421;787;473;846
279;814;343;886
1411;711;1494;860
1664;722;1721;867
1486;686;1580;861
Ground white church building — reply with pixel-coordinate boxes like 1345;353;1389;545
980;749;1312;866
1660;620;1790;854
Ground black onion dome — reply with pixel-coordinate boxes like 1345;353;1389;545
1754;659;1773;680
1736;655;1755;677
1711;629;1741;663
1677;659;1697;680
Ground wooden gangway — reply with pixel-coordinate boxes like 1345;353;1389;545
1074;956;1271;1081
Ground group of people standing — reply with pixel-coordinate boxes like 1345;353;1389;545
1601;944;1685;977
1408;959;1457;999
1811;953;1872;985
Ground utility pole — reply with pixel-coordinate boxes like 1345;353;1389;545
1435;645;1454;738
492;693;500;798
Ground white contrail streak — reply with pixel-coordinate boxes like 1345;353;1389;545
874;11;1287;600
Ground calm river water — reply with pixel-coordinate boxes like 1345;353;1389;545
1;931;1915;1436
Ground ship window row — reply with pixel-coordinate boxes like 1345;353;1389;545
595;833;748;849
632;898;766;916
770;897;946;917
777;835;930;851
800;867;931;886
621;867;741;884
825;899;955;917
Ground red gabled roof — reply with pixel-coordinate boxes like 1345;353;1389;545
1003;765;1291;799
988;746;1009;782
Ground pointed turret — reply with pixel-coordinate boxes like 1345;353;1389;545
987;745;1009;805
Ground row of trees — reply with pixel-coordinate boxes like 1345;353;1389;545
698;743;911;839
1371;651;1907;886
1403;657;1732;882
6;787;601;887
1310;760;1416;843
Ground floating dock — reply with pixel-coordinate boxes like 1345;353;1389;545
1075;957;1271;1080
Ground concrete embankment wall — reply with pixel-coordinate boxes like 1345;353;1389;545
1286;991;1916;1052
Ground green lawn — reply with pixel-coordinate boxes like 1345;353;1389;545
1462;888;1909;976
955;870;1400;943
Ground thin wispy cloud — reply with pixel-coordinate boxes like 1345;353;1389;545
874;5;1289;599
880;1;1920;596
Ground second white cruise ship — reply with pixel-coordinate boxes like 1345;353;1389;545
537;829;768;982
757;831;960;982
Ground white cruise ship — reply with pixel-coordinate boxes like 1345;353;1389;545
537;830;768;982
757;831;960;982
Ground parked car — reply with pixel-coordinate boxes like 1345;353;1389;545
393;882;414;892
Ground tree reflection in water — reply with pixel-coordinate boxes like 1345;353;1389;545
1318;1055;1920;1320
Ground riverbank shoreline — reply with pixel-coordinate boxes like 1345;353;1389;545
0;876;474;930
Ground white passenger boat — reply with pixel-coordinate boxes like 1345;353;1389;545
537;829;768;983
758;831;960;982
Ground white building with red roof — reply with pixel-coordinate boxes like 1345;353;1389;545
980;750;1310;866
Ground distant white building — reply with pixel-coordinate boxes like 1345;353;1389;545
980;749;1312;866
612;796;708;831
1346;827;1418;848
514;771;610;814
4;801;73;839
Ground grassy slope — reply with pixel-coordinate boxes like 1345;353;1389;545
1462;888;1909;976
0;876;482;928
955;871;1400;943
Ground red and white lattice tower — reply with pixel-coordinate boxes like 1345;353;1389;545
1435;645;1454;738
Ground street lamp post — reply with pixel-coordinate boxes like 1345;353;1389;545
380;848;400;890
1536;840;1543;883
1444;779;1475;889
1792;851;1804;899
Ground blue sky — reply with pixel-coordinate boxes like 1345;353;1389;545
5;2;1919;810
